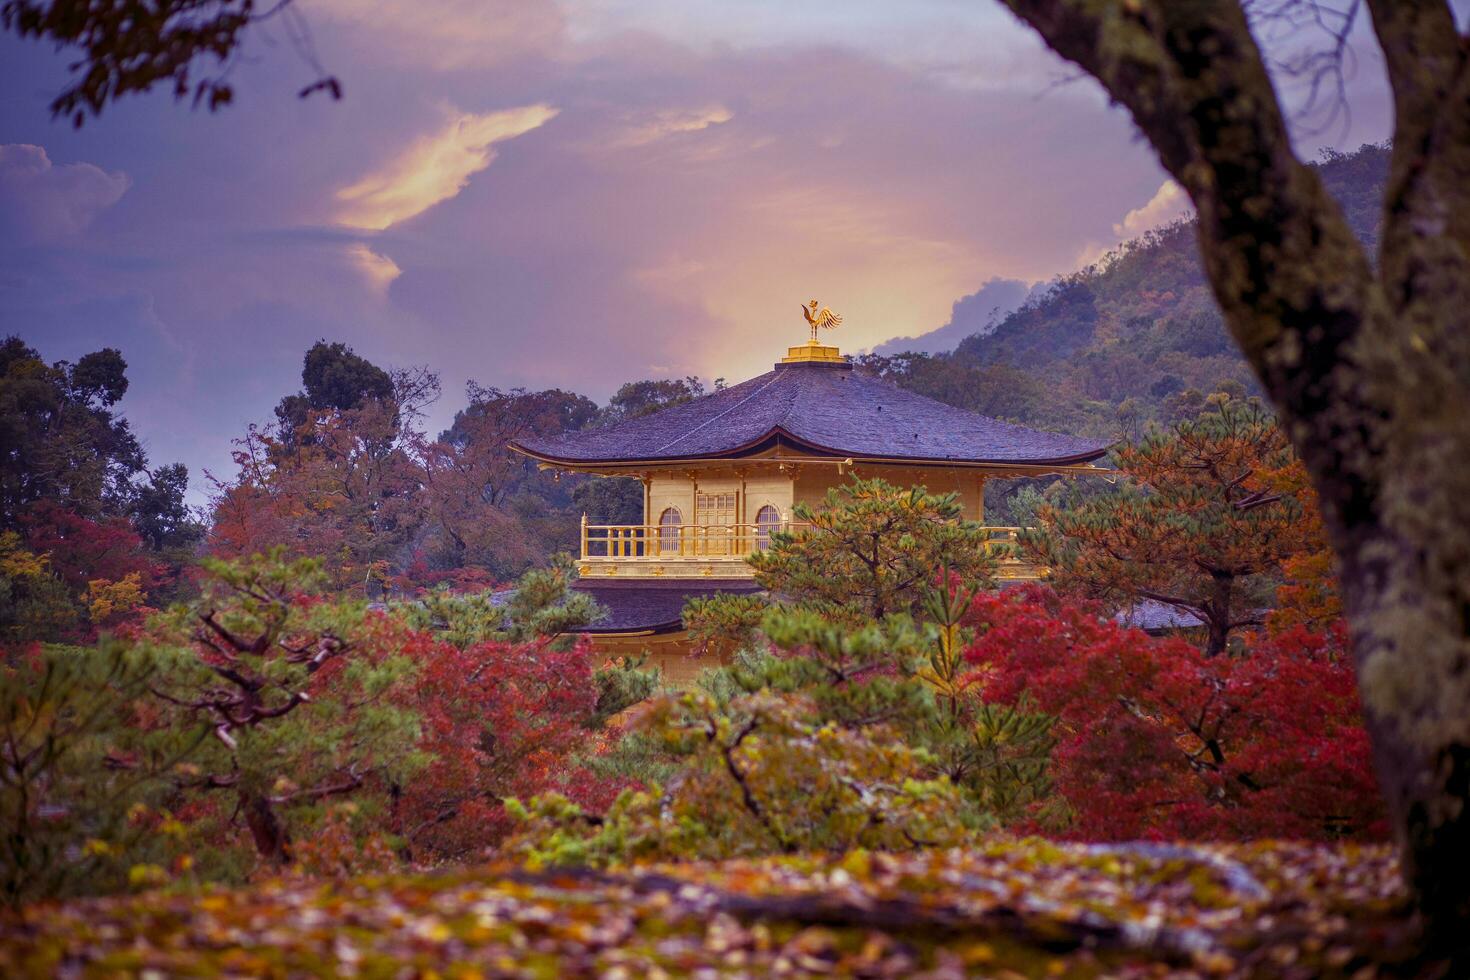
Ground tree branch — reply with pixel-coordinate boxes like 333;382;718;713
267;767;366;805
197;610;267;657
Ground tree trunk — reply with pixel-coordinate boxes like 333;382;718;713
1329;454;1470;939
389;781;413;865
240;791;292;865
1202;619;1229;660
999;0;1470;939
1204;572;1233;658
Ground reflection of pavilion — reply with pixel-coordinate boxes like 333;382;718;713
512;333;1109;680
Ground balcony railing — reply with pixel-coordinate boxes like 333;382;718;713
581;521;808;561
577;519;1043;580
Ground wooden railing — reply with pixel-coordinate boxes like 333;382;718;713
581;520;809;560
579;519;1041;578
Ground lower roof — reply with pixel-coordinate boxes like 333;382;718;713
572;579;762;634
1115;600;1206;633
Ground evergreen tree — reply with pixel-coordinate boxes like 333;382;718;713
1022;400;1316;656
142;551;425;864
748;476;996;622
1;642;205;906
0;338;144;525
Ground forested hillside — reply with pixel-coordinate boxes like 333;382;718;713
862;143;1391;442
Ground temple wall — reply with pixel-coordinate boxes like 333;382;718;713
644;464;989;527
644;470;795;526
792;467;839;513
794;465;987;523
587;632;725;685
647;475;696;526
741;473;795;524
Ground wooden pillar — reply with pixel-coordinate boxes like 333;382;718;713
737;468;748;554
688;470;699;558
641;474;652;556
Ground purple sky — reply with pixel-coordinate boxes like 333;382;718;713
0;1;1405;505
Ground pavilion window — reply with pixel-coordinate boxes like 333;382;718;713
658;507;683;555
696;492;737;524
754;505;782;551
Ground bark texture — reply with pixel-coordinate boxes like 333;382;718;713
1001;0;1470;938
241;791;292;865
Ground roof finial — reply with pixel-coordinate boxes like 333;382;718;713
801;299;843;342
781;299;849;364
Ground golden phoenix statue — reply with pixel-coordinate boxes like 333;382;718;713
802;299;843;341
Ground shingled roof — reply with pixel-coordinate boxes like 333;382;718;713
512;361;1109;466
574;580;763;634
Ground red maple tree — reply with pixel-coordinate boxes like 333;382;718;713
394;633;620;861
21;501;164;595
964;586;1384;841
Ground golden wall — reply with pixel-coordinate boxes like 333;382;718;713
790;463;985;522
589;631;723;685
646;470;797;527
645;461;985;527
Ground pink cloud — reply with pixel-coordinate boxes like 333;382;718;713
335;104;560;230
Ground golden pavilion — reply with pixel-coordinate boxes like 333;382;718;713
510;307;1110;679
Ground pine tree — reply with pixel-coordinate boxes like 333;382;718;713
748;476;996;622
1022;400;1317;655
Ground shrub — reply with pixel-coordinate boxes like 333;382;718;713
504;689;974;867
395;634;610;861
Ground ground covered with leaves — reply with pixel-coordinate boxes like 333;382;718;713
0;840;1423;978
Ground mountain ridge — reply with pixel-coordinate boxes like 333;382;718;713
863;142;1391;442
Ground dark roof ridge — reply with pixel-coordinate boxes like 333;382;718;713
511;358;1111;466
653;368;790;455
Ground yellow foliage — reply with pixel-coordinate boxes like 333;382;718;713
127;864;169;889
83;572;146;623
0;531;49;580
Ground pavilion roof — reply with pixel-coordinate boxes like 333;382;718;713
572;580;762;634
512;361;1109;467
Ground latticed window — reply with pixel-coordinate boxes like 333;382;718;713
658;507;683;555
695;493;737;522
754;504;782;551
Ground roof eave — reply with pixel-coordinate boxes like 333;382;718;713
509;428;1112;471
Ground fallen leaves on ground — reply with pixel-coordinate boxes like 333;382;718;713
0;839;1415;978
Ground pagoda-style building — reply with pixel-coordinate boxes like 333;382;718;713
511;307;1109;680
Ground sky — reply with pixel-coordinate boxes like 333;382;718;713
0;0;1402;505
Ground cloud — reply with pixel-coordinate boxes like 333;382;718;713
334;104;559;230
1074;179;1195;269
0;144;130;241
563;0;1065;93
611;105;733;148
1113;179;1191;237
346;243;402;296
